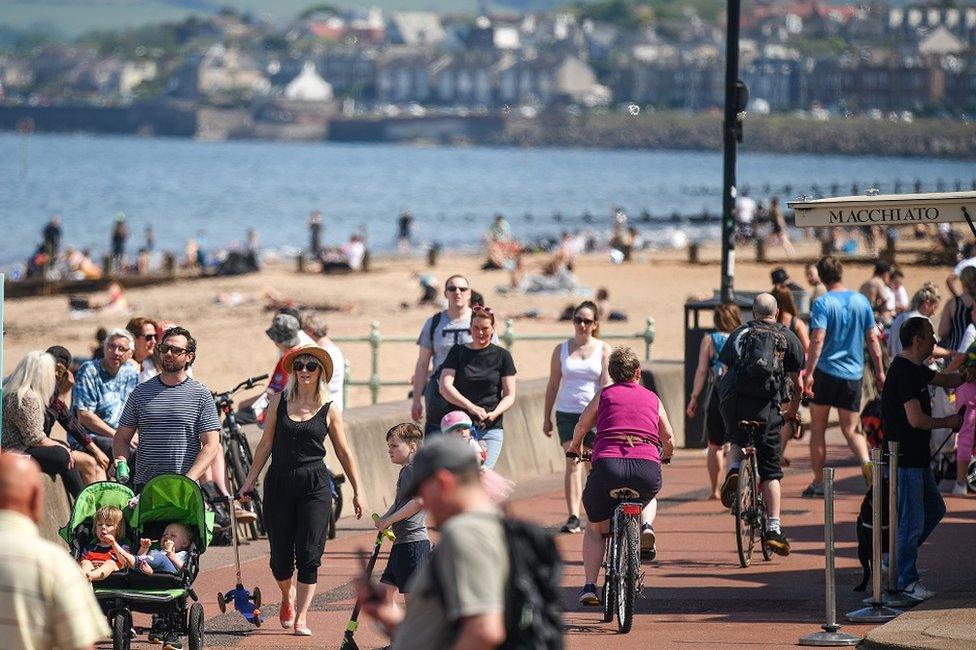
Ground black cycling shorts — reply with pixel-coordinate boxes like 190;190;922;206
582;458;661;523
720;396;784;483
811;368;862;413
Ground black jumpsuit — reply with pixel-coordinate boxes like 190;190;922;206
264;396;333;584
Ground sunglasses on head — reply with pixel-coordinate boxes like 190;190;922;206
573;316;595;325
446;285;470;293
158;343;188;356
473;306;494;316
293;361;321;373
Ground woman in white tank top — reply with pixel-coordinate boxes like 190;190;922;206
543;301;610;533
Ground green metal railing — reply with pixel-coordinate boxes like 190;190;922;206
334;316;656;405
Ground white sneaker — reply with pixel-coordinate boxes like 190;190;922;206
952;483;969;496
903;581;936;601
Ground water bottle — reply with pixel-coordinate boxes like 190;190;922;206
115;459;130;484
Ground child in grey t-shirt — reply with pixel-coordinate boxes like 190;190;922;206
376;423;430;597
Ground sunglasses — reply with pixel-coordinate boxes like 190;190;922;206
158;343;188;356
573;317;595;325
139;333;158;341
472;306;494;316
446;285;470;293
293;361;321;373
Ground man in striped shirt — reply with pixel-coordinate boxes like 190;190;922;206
0;454;109;649
112;327;222;492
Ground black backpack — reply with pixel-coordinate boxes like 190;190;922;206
733;322;788;400
430;517;564;650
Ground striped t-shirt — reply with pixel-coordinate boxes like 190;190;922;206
118;376;221;487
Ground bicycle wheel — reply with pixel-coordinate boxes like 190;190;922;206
236;434;266;536
601;521;616;623
228;438;260;540
735;458;756;568
615;514;639;633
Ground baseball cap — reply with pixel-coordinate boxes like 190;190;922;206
440;410;473;434
405;437;481;497
265;314;301;347
771;267;789;285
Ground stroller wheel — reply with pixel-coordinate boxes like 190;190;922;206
253;586;262;608
217;591;226;614
188;602;205;650
112;612;132;650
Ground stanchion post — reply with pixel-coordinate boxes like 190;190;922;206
799;468;859;646
847;449;902;622
644;317;655;361
368;321;381;405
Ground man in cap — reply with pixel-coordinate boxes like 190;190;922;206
0;454;109;649
357;437;508;649
236;312;309;425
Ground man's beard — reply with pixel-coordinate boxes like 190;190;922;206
161;359;185;373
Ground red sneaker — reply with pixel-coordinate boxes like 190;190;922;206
279;603;294;629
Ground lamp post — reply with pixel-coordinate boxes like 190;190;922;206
720;0;747;303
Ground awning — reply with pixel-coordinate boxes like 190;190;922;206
788;191;976;229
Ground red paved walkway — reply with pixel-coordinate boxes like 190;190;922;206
109;433;976;649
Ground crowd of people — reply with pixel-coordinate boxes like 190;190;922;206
686;254;976;602
5;242;976;649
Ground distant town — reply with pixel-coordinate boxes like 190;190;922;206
1;1;975;152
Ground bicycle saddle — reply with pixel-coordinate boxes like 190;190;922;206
609;487;641;500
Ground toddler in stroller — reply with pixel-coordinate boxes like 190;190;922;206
80;505;135;581
135;523;191;575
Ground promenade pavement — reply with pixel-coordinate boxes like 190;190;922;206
113;429;976;649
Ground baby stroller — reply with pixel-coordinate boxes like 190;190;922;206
60;474;214;650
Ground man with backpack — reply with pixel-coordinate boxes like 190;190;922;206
357;437;563;649
718;293;804;556
410;275;498;435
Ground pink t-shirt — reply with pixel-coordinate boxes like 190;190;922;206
592;382;661;462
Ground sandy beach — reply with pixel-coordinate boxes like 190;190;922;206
2;238;952;409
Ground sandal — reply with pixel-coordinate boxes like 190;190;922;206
293;624;312;636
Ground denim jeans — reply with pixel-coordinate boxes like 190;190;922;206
896;467;946;590
473;427;504;470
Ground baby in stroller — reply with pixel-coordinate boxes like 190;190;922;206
135;523;192;576
80;505;135;582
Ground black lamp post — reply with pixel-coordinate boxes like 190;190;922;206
720;0;748;303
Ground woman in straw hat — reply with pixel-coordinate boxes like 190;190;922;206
241;344;366;637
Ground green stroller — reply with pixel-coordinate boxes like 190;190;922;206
61;474;214;650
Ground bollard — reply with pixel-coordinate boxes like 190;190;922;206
883;441;916;607
799;468;860;646
688;241;700;264
847;448;902;622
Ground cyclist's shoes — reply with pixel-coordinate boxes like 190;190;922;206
560;515;582;534
720;469;739;509
234;505;258;523
640;524;657;561
801;483;824;498
578;583;600;607
765;529;791;556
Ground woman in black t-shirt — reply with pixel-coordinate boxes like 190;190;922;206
439;306;517;469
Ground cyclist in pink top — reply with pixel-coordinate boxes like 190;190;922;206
568;347;675;606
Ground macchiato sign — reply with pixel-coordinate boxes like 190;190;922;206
788;192;976;228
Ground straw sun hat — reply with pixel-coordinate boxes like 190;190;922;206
282;344;334;383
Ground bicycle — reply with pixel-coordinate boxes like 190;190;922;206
733;419;773;568
213;374;269;541
567;450;644;634
212;375;345;541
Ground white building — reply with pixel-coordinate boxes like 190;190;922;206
284;62;334;102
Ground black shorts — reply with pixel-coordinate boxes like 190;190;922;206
380;540;431;594
720;396;784;482
555;411;596;448
704;387;726;447
582;458;661;523
811;368;862;412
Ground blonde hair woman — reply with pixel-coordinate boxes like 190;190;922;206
2;351;85;496
240;345;366;638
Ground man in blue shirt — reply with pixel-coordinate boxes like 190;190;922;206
72;328;139;457
801;256;885;497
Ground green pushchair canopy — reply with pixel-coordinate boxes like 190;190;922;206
60;481;135;545
132;474;215;552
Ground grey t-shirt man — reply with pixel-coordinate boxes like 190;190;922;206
416;310;500;374
392;511;509;650
383;461;428;545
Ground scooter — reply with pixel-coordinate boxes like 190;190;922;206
216;496;263;626
338;514;396;650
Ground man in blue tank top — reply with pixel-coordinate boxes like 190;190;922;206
801;256;885;497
